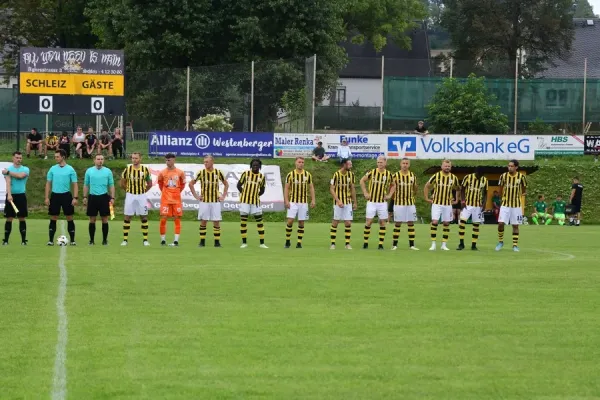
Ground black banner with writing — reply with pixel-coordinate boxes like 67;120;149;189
584;135;600;155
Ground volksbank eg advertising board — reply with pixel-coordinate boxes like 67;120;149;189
385;135;534;160
19;47;125;115
149;131;274;158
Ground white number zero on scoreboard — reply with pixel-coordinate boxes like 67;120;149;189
39;96;53;112
91;97;105;114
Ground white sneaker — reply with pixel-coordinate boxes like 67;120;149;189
410;246;420;251
240;243;248;249
143;241;150;247
44;156;48;160
441;243;449;251
259;244;269;249
429;243;436;251
391;246;398;251
120;241;128;246
345;244;353;250
329;244;336;250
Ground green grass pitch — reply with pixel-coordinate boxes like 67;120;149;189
1;220;599;399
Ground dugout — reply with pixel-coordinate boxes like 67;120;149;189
423;165;539;221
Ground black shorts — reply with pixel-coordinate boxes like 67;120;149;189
570;202;581;213
49;192;75;216
87;194;110;217
4;193;28;218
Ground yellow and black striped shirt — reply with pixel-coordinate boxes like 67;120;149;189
499;172;527;208
427;171;459;206
286;169;313;204
195;168;226;203
364;168;392;203
239;170;265;206
330;170;355;205
392;171;417;206
46;135;58;146
462;174;489;207
121;165;152;194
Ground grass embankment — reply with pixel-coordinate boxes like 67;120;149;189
4;155;600;223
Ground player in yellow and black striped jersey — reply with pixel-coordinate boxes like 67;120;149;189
359;156;393;249
284;157;315;248
189;155;229;247
44;133;59;159
457;167;489;251
120;153;153;245
329;159;357;250
388;158;419;250
237;159;267;247
424;159;460;250
496;160;528;252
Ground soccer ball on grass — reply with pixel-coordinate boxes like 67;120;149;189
57;235;69;246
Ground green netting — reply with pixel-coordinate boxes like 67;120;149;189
384;77;600;123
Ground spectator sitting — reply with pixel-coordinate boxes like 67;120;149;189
26;128;43;158
111;128;124;159
98;128;113;159
72;126;86;158
336;138;352;162
59;131;71;158
44;132;59;159
414;121;429;136
311;141;329;162
85;127;98;158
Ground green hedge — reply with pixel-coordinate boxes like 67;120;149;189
5;156;600;223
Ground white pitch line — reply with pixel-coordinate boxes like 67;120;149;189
531;248;576;260
52;221;68;400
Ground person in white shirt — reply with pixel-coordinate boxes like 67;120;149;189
336;139;352;162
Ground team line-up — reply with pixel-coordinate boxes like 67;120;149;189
3;149;545;251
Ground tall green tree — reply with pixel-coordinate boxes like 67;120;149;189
573;0;596;18
442;0;575;78
0;0;97;79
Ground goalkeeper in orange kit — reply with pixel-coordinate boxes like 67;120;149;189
157;153;186;246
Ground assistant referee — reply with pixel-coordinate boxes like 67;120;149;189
45;149;78;245
83;154;115;245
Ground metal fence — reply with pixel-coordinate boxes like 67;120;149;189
0;54;598;153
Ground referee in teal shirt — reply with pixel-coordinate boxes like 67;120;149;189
84;154;115;245
45;149;78;245
2;151;30;245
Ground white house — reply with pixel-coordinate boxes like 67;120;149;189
320;27;433;107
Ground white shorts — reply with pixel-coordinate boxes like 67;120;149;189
499;206;523;225
239;203;262;216
431;204;453;223
366;202;388;220
198;202;222;221
124;193;148;216
333;204;353;221
287;202;309;220
460;206;483;223
394;205;417;222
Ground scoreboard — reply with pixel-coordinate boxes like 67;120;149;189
18;47;125;115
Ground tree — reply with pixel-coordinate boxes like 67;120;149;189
343;0;427;50
426;74;509;134
192;114;234;132
574;0;596;18
0;0;98;79
441;0;575;78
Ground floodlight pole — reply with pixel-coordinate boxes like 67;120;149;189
513;49;519;135
583;58;588;133
380;56;384;132
186;66;190;131
250;61;254;132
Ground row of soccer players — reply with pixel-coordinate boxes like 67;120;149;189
3;150;527;250
120;153;527;251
